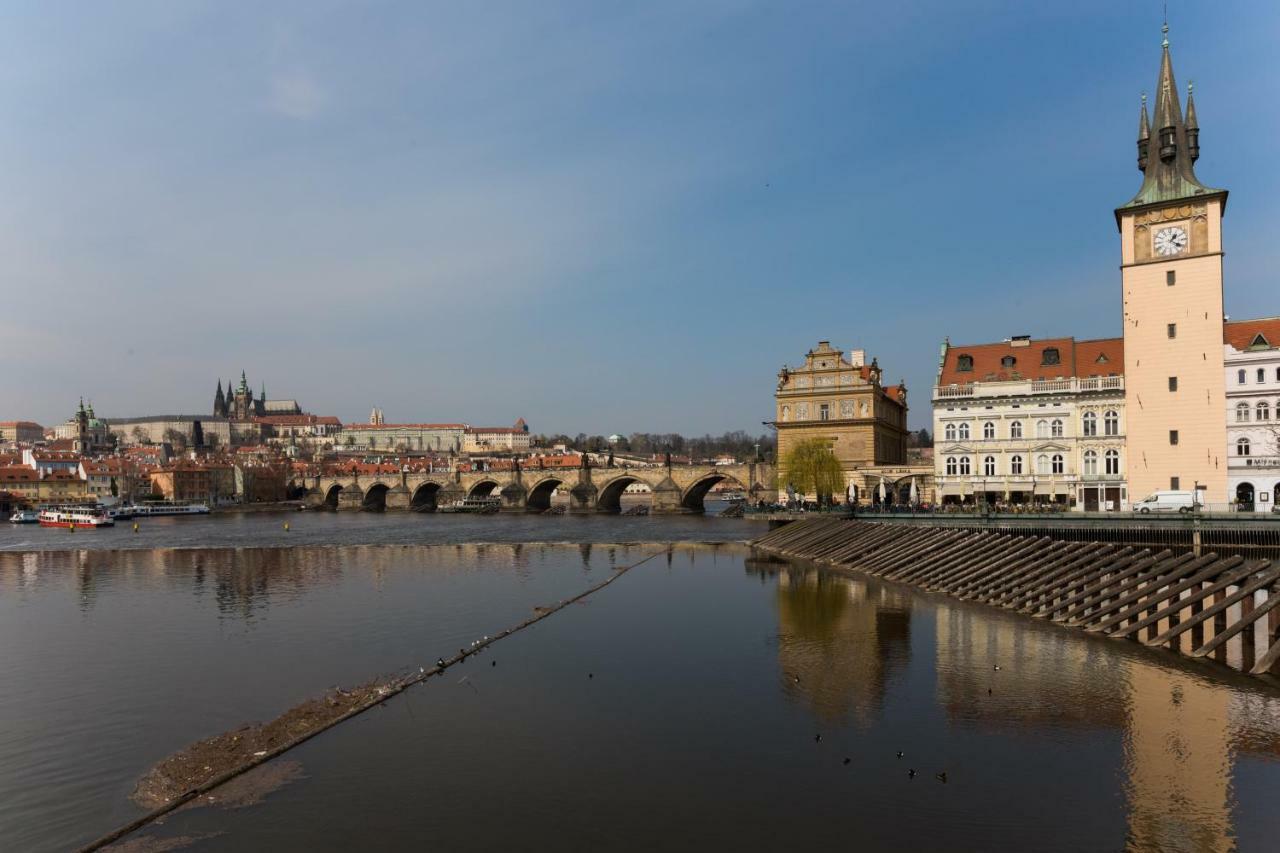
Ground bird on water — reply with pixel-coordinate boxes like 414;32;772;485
908;769;917;778
936;772;947;783
814;734;822;743
896;750;904;759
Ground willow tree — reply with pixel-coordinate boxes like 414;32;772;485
780;438;844;501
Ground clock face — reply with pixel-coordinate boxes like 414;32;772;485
1154;226;1188;256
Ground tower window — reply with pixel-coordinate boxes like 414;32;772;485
1166;270;1176;286
1168;376;1178;392
1041;348;1060;366
1167;323;1177;339
956;354;974;372
1169;430;1179;445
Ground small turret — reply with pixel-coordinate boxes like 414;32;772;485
1185;81;1199;162
1137;93;1150;172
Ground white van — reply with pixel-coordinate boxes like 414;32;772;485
1133;491;1198;514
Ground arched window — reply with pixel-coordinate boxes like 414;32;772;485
1258;402;1270;421
1052;454;1065;474
958;456;972;476
983;456;996;476
1010;420;1023;439
1051;418;1064;438
1104;410;1119;436
1082;411;1097;436
1036;420;1049;439
1105;449;1120;475
958;423;970;440
1036;454;1050;475
946;456;958;475
1237;402;1251;423
983;421;996;440
957;354;974;372
1010;455;1023;475
1238;437;1251;456
944;423;956;441
1083;450;1098;475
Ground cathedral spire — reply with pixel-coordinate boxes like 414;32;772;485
214;380;226;417
1117;22;1224;218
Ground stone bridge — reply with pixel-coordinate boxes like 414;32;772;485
297;460;776;514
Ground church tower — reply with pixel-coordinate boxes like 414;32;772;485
1118;24;1227;504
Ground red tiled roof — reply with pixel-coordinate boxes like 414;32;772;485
938;337;1124;386
342;423;466;430
0;468;38;482
0;421;42;428
1225;317;1280;351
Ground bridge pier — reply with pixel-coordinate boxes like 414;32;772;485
337;485;364;512
651;476;695;514
384;485;411;511
499;483;527;512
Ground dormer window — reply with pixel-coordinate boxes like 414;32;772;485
1000;355;1016;369
1095;353;1108;364
1041;348;1060;366
1250;334;1270;350
957;354;974;372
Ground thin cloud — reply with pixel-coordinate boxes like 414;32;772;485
268;68;326;119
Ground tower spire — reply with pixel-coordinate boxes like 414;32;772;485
1117;21;1223;217
1137;93;1150;172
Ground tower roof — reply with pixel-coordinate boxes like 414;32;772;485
1117;24;1225;219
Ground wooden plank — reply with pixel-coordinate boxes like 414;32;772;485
1064;553;1199;628
1006;548;1140;612
862;528;961;575
1047;554;1166;623
965;543;1103;602
1109;559;1252;641
1026;551;1149;618
1085;553;1226;634
1144;562;1279;648
1250;627;1280;675
1191;570;1280;658
993;545;1126;608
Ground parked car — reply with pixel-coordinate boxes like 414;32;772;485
1132;491;1197;514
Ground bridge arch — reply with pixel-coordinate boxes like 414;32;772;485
468;480;501;500
322;483;343;509
596;475;643;514
411;482;442;512
682;473;743;513
526;477;566;512
362;481;393;512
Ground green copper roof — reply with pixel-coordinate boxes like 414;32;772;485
1117;32;1225;214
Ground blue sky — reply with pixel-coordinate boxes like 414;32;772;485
3;1;1277;433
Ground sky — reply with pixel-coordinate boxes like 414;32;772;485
2;1;1277;434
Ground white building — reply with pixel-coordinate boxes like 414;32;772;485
1225;318;1280;511
464;419;531;454
933;336;1127;510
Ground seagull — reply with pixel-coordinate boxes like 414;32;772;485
993;665;1001;671
908;769;917;778
437;658;445;668
896;751;904;759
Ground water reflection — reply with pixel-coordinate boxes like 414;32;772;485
751;559;912;725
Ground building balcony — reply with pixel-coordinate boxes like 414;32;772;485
933;375;1124;402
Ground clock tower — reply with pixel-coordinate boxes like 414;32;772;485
1117;24;1228;505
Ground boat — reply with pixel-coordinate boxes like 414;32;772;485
39;508;115;528
440;497;502;514
8;509;40;524
102;506;135;521
126;501;211;517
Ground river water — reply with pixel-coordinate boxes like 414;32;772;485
3;514;1280;851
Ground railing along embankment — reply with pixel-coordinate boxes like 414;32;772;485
752;519;1280;678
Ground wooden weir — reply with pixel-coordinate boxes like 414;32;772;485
752;518;1280;677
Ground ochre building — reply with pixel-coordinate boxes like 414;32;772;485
773;341;912;500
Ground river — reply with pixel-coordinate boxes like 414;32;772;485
3;513;1280;851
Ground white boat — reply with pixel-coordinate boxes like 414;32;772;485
39;508;114;528
127;501;211;517
102;506;135;521
8;509;40;524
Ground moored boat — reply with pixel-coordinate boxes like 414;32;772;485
39;508;115;528
8;509;40;524
126;501;211;517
